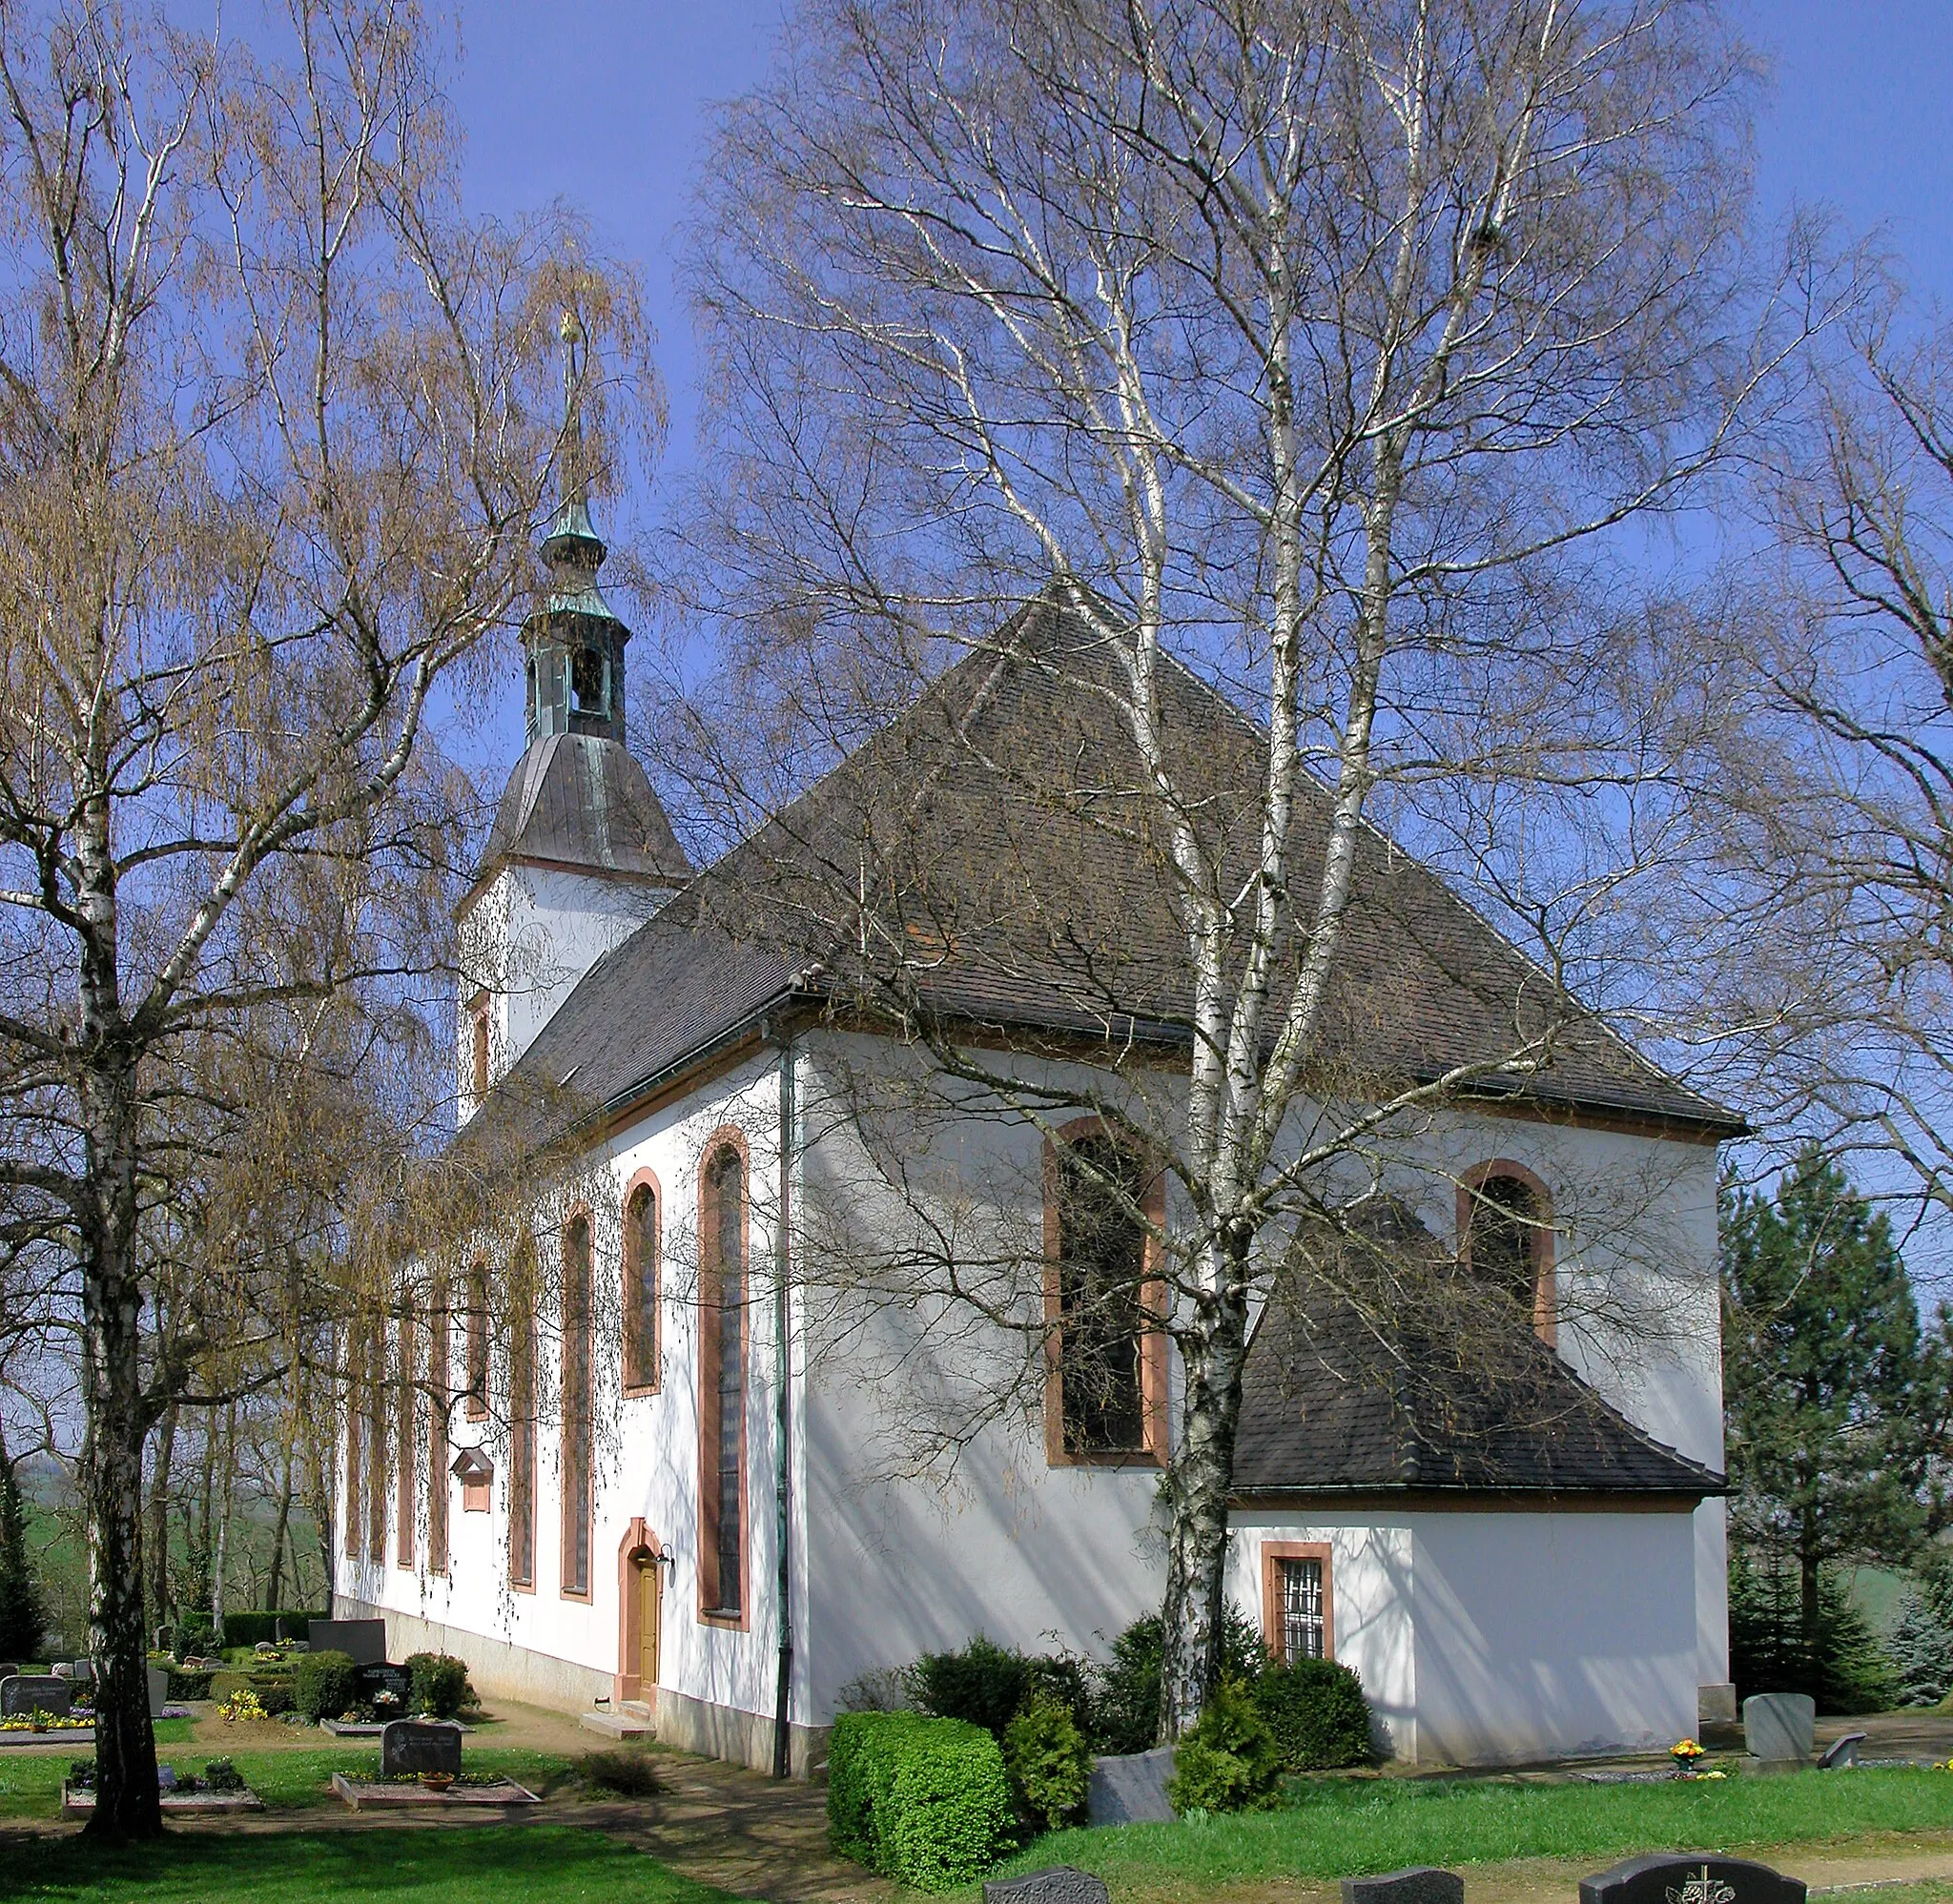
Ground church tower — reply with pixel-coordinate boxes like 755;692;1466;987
456;317;690;1125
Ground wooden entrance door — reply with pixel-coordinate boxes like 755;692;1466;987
637;1557;660;1690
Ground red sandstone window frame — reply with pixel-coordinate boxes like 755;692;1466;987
428;1280;450;1576
507;1236;538;1593
343;1339;363;1562
1457;1158;1558;1346
365;1323;387;1566
560;1208;595;1603
468;991;490;1100
697;1127;750;1629
464;1257;490;1421
395;1303;417;1568
622;1170;662;1396
1260;1540;1336;1665
1041;1116;1170;1469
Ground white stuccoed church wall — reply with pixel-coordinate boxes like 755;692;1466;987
341;1045;821;1772
1226;1508;1698;1766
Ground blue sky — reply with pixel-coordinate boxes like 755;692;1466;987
442;1;1953;761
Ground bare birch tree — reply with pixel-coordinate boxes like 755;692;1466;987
0;0;654;1836
671;0;1809;1736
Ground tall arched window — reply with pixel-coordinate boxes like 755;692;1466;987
365;1323;387;1565
508;1237;537;1590
623;1177;660;1394
698;1139;747;1621
1461;1164;1556;1343
395;1300;417;1567
464;1257;489;1420
428;1278;450;1577
344;1342;364;1562
561;1214;593;1600
1044;1125;1168;1464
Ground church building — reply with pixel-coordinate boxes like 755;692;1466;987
336;447;1737;1775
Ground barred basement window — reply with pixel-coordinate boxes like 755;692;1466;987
1278;1558;1324;1663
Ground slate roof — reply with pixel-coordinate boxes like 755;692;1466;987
479;590;1737;1137
1232;1205;1724;1500
475;731;692;895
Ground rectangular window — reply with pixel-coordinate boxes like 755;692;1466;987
1260;1542;1335;1667
1279;1558;1324;1662
561;1216;593;1599
1046;1132;1163;1463
465;1259;489;1420
470;1000;490;1099
395;1306;416;1568
428;1282;450;1576
509;1241;537;1589
699;1144;746;1619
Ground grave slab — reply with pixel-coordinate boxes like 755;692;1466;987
1086;1747;1176;1826
1343;1870;1466;1904
330;1771;538;1811
381;1718;463;1780
1580;1853;1807;1904
1;1674;72;1718
1743;1694;1816;1762
983;1869;1111;1904
307;1618;388;1667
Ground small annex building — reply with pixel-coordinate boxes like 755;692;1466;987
335;476;1737;1774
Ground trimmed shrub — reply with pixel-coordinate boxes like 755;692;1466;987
1003;1694;1091;1832
1252;1657;1373;1771
827;1710;1013;1890
165;1668;215;1701
1164;1679;1284;1815
908;1636;1030;1740
293;1648;358;1723
404;1652;474;1719
241;1670;296;1716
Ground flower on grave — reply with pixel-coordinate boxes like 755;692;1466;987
1699;1770;1728;1780
373;1688;401;1708
216;1686;267;1724
1670;1738;1706;1766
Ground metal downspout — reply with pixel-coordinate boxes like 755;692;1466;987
771;1030;795;1778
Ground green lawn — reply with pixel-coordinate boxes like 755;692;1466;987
0;1827;751;1903
992;1766;1953;1892
0;1744;573;1818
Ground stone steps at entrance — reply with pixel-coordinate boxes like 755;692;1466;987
580;1702;655;1741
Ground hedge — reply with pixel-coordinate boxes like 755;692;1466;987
828;1711;1013;1890
174;1608;325;1653
293;1648;359;1723
1252;1658;1374;1771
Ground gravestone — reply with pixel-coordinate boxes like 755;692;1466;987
380;1718;463;1780
1343;1871;1465;1904
0;1674;72;1718
1580;1853;1807;1904
146;1664;169;1717
308;1618;387;1667
1819;1731;1867;1771
1743;1693;1816;1762
983;1869;1111;1904
0;1665;18;1683
1085;1747;1176;1826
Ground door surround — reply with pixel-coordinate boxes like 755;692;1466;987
616;1516;664;1703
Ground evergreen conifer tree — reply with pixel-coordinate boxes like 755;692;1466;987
1888;1590;1953;1708
1723;1149;1935;1654
0;1444;47;1664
